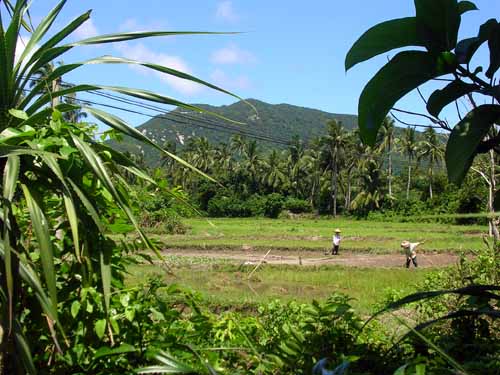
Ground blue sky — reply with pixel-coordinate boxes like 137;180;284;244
29;0;499;129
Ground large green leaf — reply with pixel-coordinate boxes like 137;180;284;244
458;1;478;14
456;19;498;65
455;37;481;64
427;80;477;117
345;17;424;71
21;184;58;317
358;50;453;145
446;105;500;184
415;0;461;52
486;21;500;78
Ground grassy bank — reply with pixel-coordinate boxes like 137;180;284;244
127;257;434;314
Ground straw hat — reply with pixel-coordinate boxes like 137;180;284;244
335;228;341;233
401;240;410;248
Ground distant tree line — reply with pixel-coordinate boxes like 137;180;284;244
129;118;491;223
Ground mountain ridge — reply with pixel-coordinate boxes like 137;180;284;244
109;98;360;166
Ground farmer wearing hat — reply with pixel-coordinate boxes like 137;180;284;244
332;228;342;255
401;240;424;268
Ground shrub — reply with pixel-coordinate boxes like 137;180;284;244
163;215;190;234
264;193;284;218
246;194;267;216
207;195;253;217
283;198;312;214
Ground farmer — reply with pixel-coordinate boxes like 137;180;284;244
332;228;341;255
401;240;424;268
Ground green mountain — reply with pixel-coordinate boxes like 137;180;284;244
109;99;359;165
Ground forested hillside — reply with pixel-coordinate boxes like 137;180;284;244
110;98;360;165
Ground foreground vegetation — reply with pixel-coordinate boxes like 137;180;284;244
127;260;432;314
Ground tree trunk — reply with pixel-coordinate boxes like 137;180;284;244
346;168;352;211
488;149;499;240
388;147;392;197
429;161;433;200
406;159;412;200
51;77;61;108
332;151;338;217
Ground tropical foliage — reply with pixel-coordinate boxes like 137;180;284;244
144;123;493;224
0;0;243;373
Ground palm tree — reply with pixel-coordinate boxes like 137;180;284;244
230;134;247;156
301;139;324;212
399;127;418;200
214;142;234;174
287;135;305;196
377;117;396;197
321;120;348;217
241;140;262;193
343;130;363;211
418;127;444;199
63;90;89;123
351;146;383;215
261;150;287;192
187;137;214;173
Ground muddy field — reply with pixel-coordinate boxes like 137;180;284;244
162;248;459;268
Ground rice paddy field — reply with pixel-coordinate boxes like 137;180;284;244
127;217;486;314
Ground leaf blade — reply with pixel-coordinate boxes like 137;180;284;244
446;105;500;184
345;17;424;71
427;80;477;117
21;184;58;317
358;51;453;145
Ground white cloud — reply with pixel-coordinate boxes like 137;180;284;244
75;19;99;40
115;43;203;96
210;68;251;90
216;1;239;23
119;18;168;32
211;44;256;65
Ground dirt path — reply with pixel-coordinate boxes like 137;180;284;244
162;248;459;268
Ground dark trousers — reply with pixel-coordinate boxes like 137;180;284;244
332;245;339;255
406;257;418;268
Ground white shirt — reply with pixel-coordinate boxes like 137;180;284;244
405;242;419;258
333;234;341;246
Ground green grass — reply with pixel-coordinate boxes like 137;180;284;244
127;217;482;314
127;257;434;314
150;217;485;254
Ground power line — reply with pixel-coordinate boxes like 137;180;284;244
24;76;294;146
80;89;294;144
22;87;292;146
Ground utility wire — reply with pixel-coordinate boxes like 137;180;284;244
87;90;292;144
23;76;294;146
